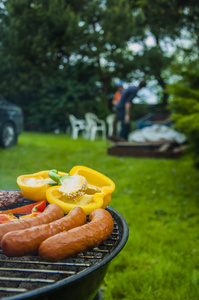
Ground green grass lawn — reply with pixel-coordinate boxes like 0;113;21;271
1;132;199;300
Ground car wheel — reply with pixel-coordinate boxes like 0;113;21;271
0;122;17;148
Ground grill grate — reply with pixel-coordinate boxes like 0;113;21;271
0;217;121;299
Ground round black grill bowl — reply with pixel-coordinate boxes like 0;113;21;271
0;206;129;300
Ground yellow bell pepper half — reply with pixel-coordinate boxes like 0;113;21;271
17;170;68;201
46;166;115;215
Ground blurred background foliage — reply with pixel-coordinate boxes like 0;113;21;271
0;0;198;160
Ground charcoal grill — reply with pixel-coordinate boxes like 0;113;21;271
0;197;129;300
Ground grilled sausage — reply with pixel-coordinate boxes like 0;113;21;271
38;208;114;262
1;207;86;257
0;204;64;244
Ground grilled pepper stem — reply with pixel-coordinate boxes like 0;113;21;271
48;169;71;185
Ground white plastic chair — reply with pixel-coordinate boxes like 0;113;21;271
85;113;106;141
69;114;87;140
106;114;115;137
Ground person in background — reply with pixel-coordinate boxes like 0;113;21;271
112;81;124;107
116;80;146;140
112;81;124;136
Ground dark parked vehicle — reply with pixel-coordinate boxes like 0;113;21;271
0;96;23;148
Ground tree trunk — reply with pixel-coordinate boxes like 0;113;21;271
156;75;169;111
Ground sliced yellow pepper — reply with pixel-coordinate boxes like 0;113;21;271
46;166;115;215
17;170;68;201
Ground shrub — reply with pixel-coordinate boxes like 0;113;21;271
168;84;199;166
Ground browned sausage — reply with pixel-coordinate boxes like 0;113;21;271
38;208;114;262
1;207;86;257
0;204;64;244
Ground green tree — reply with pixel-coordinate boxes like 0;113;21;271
0;0;199;131
168;56;199;166
127;0;199;108
0;0;137;130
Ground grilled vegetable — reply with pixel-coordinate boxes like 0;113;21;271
48;169;87;200
0;214;18;224
17;170;68;201
19;212;40;219
32;200;46;213
0;200;46;215
46;166;115;215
